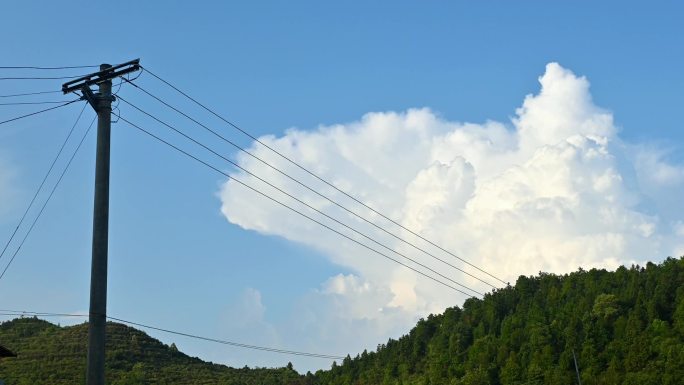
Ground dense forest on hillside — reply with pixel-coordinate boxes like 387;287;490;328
0;257;682;384
315;257;684;385
0;318;304;385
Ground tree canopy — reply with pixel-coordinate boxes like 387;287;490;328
315;257;684;385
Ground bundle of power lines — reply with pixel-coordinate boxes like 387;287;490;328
0;63;508;360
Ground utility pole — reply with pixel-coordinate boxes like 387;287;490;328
86;64;113;385
62;59;140;385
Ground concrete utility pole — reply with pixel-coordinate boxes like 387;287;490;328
62;59;140;385
86;64;113;385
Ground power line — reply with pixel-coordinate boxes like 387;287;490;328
140;66;508;286
0;310;87;318
119;115;475;297
107;316;345;360
0;310;345;360
0;115;96;282
0;99;81;126
0;65;99;70
116;100;483;296
0;74;89;81
0;100;75;106
0;90;62;98
0;102;88;265
109;72;142;124
119;84;497;289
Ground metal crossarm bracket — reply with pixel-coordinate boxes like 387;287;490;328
80;86;99;111
62;59;140;95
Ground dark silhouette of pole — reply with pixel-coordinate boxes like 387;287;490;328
86;63;113;385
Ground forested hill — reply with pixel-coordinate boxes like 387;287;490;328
314;257;684;385
1;257;683;385
0;318;305;385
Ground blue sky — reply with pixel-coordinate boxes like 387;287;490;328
1;1;683;372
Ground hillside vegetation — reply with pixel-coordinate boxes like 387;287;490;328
0;318;304;385
315;257;684;385
1;257;682;385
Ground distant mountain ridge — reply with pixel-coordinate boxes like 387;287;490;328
1;257;683;385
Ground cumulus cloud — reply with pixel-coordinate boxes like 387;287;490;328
218;63;684;370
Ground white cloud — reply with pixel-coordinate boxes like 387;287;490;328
218;62;684;371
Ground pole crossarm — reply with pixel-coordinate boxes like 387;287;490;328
61;59;140;95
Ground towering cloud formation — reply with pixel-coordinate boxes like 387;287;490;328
218;63;684;369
